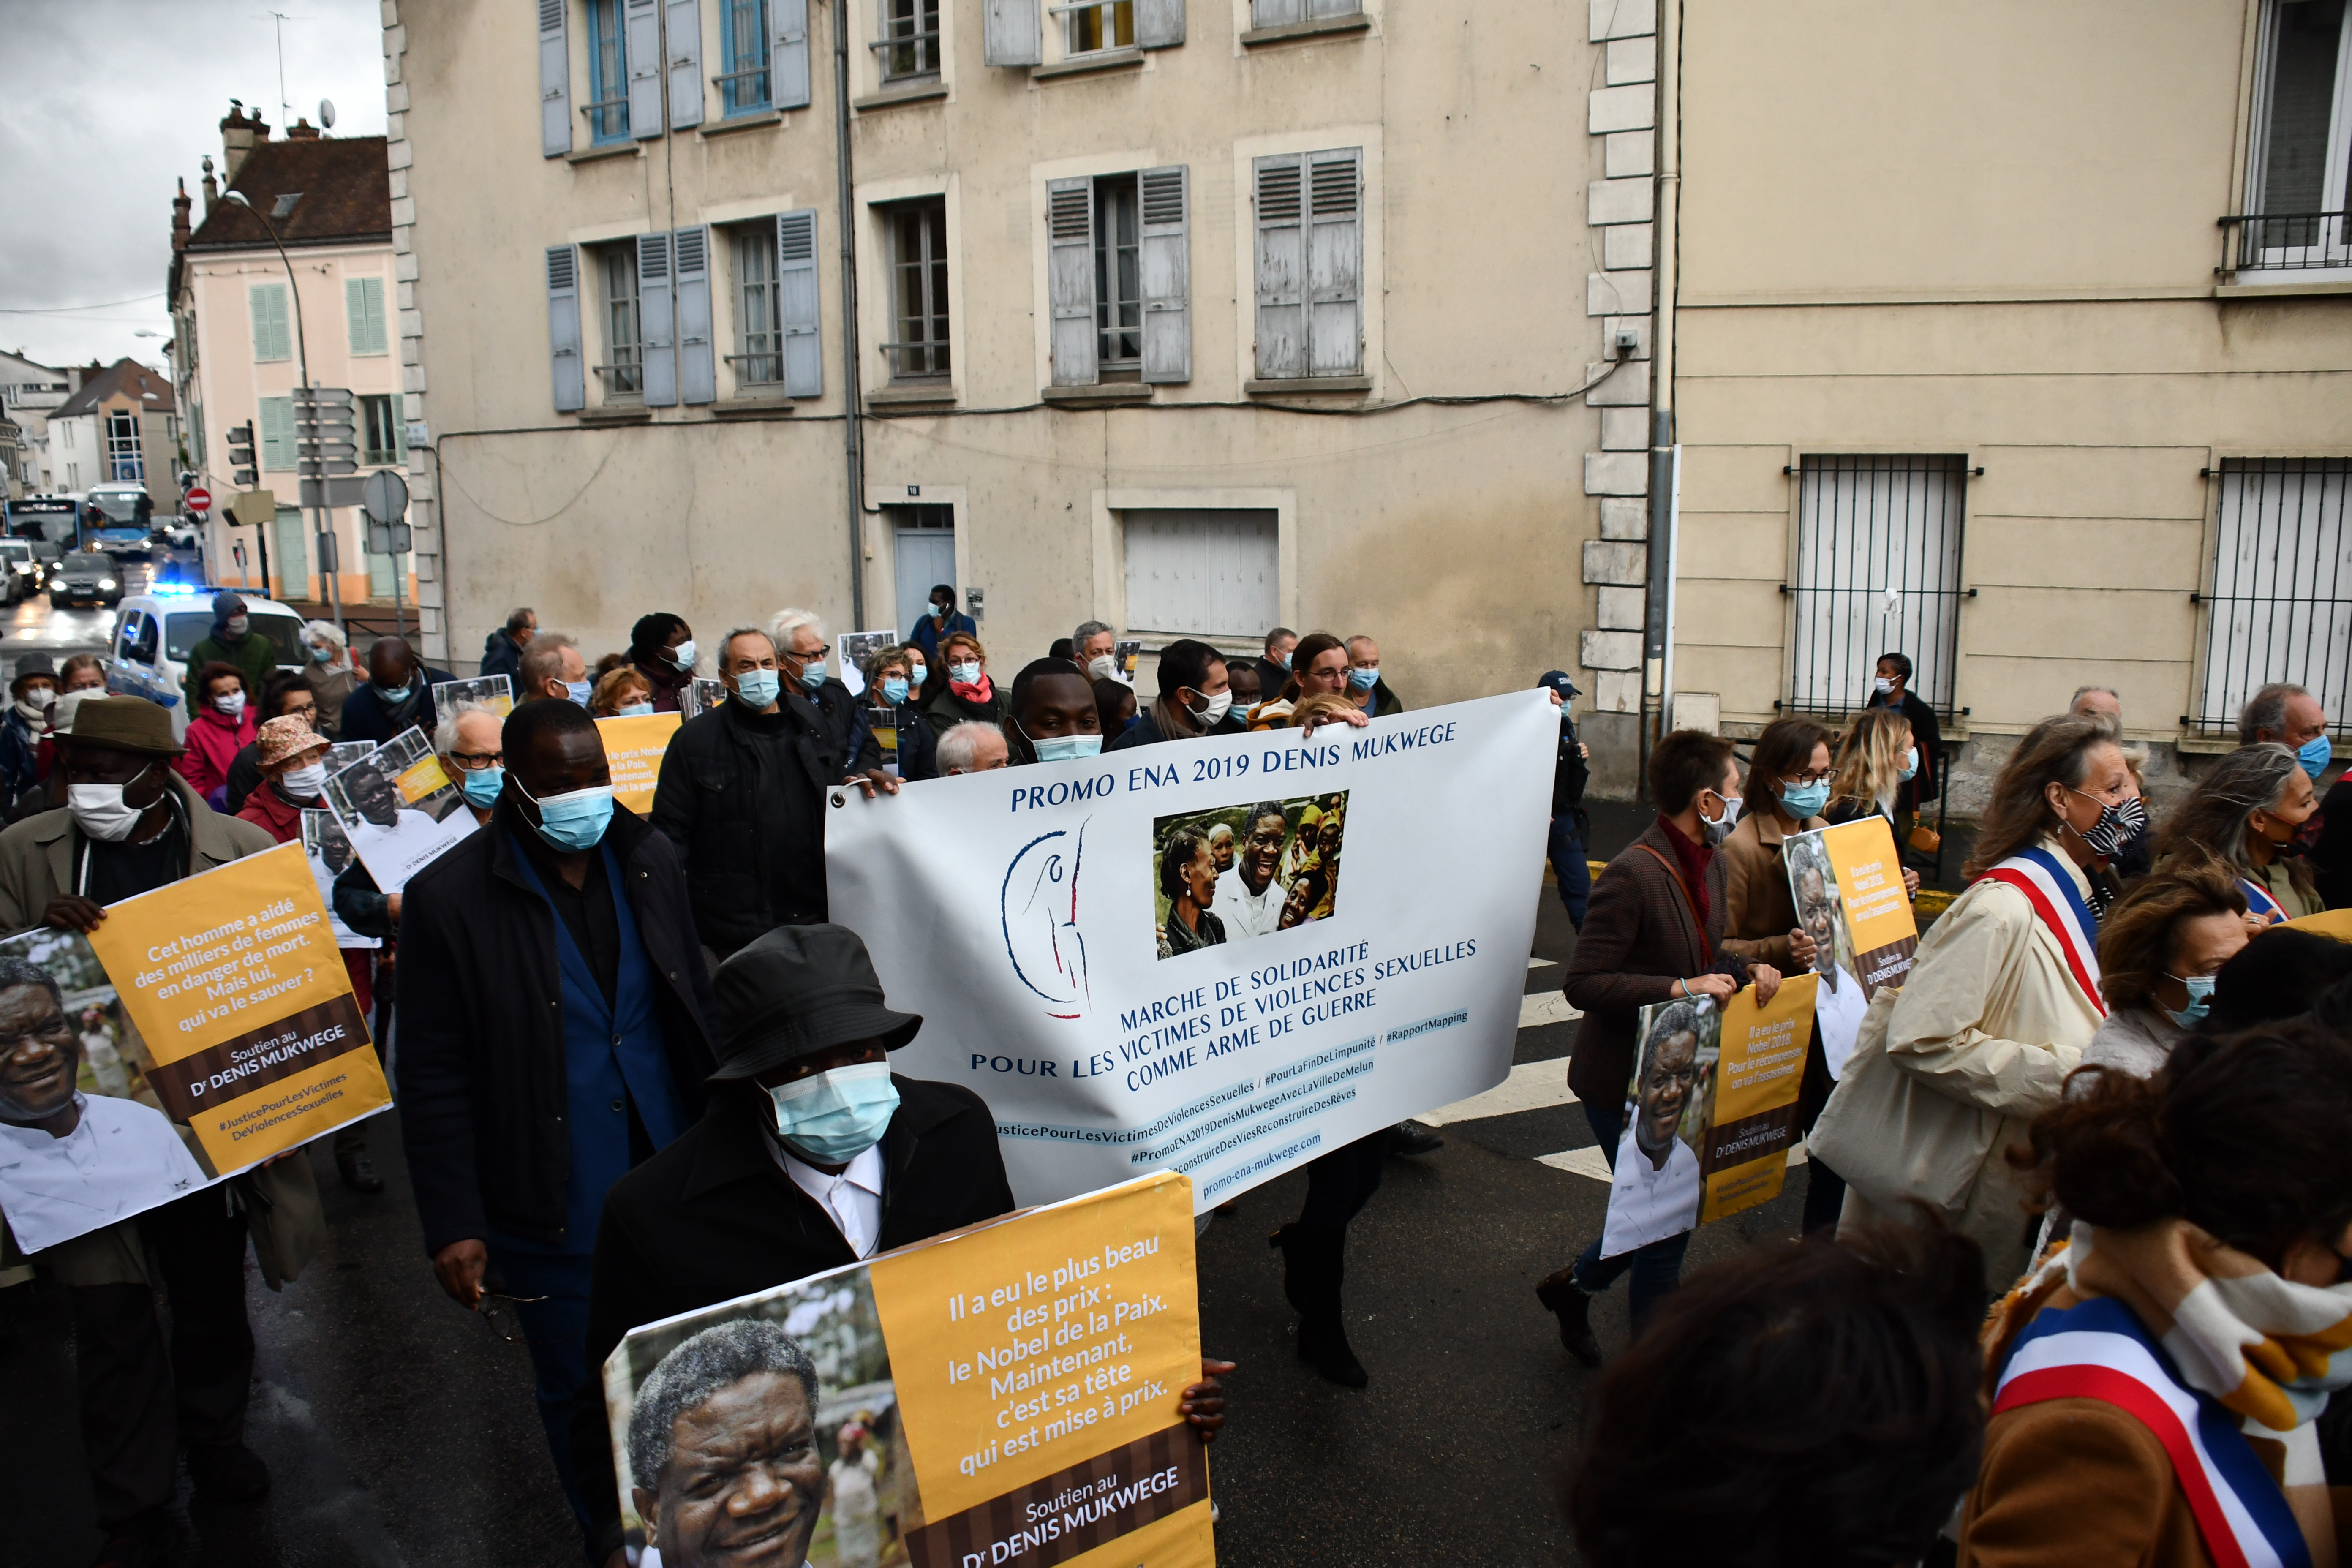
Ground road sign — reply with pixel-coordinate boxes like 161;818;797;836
360;468;410;525
184;487;212;516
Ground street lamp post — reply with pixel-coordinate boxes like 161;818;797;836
223;189;343;632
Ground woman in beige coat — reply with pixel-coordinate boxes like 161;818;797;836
1818;712;2141;1292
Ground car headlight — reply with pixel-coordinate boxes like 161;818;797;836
98;578;117;590
10;563;29;574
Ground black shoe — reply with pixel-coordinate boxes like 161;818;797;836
1387;1120;1445;1157
1535;1266;1602;1366
185;1441;270;1503
1298;1316;1369;1388
336;1150;384;1194
89;1508;174;1568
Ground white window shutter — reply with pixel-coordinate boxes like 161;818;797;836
250;285;289;362
1139;165;1190;384
1252;154;1305;379
665;0;703;128
547;245;586;412
539;0;572;157
1046;178;1098;387
1136;0;1184;48
1253;0;1303;24
777;209;823;397
1307;0;1358;16
984;0;1042;67
673;226;716;403
1306;147;1362;376
637;231;678;406
626;0;664;139
772;0;812;109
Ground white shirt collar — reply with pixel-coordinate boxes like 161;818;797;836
772;1140;886;1258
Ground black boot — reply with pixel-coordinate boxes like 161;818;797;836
1535;1265;1602;1366
336;1149;383;1194
1268;1224;1309;1314
1387;1119;1445;1157
1283;1226;1367;1388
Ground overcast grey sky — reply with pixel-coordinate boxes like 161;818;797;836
0;0;387;373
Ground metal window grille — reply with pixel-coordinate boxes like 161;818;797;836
733;227;783;385
584;0;632;141
2194;457;2352;737
719;0;772;112
885;201;951;380
876;0;941;80
1094;175;1142;372
602;245;645;395
1785;455;1968;721
104;411;143;484
1054;0;1133;54
2222;0;2352;272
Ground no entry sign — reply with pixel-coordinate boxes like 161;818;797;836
184;487;212;515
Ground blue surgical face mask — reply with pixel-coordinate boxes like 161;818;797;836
2298;735;2334;781
376;674;415;698
1348;666;1379;691
797;658;827;689
734;669;781;709
1032;732;1103;763
460;765;505;810
1897;746;1919;782
949;661;981;686
1274;651;1292;671
670;639;697;672
767;1060;900;1165
1780;781;1831;820
618;702;654;717
907;663;927;688
2162;972;2216;1028
881;676;910;705
308;643;335;664
513;777;613;852
564;680;593;707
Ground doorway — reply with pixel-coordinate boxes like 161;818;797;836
272;506;308;603
890;504;957;637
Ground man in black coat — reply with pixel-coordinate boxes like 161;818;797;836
397;698;718;1524
338;635;454;745
570;923;1228;1568
480;606;536;683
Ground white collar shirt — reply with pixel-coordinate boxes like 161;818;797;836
773;1140;886;1258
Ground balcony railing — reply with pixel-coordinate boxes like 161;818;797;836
2218;212;2350;275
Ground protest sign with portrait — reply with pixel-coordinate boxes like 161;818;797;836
838;630;900;699
1151;794;1347;957
432;673;514;718
1782;817;1916;1080
599;712;683;814
324;725;476;893
602;1172;1211;1568
302;809;381;950
679;677;730;720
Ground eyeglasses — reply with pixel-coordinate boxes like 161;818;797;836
448;749;504;772
476;1291;549;1342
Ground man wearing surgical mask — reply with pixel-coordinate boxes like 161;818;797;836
626;612;697;714
399;697;720;1530
519;632;592;708
1106;639;1239;752
1003;658;1105;765
569;923;1233;1568
179;591;278;718
1074;619;1120;684
770;606;860;756
1341;634;1404;719
338;635;453;745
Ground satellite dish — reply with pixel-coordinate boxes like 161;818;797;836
318;98;336;130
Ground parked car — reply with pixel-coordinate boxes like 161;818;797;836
107;585;309;738
154;519;199;551
50;551;123;609
0;539;38;604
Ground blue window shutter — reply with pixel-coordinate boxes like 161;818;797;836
1139;165;1190;384
673;226;716;404
626;0;663;139
772;0;811;109
666;0;704;128
547;245;587;412
250;284;290;362
346;277;388;354
1046;178;1097;387
540;0;572;156
776;208;822;397
636;231;678;406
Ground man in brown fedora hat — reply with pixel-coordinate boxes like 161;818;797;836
0;695;321;1564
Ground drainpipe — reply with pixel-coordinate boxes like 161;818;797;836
1641;0;1682;773
834;0;867;627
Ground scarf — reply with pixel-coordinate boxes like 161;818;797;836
1656;813;1713;934
948;672;994;705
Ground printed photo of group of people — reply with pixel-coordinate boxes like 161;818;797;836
1150;792;1349;961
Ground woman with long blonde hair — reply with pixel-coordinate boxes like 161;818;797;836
1826;706;1917;830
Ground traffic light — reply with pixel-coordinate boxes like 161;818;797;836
225;423;257;489
291;387;357;480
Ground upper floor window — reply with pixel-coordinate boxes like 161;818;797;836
1251;0;1359;24
1059;0;1132;55
720;0;773;112
1251;148;1363;380
2239;0;2352;269
1048;167;1191;387
359;395;405;466
346;276;389;355
886;199;951;381
250;283;291;362
105;412;143;483
585;0;632;142
879;0;942;81
602;244;645;397
734;226;783;386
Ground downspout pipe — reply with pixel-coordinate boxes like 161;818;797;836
1641;0;1682;776
833;0;867;628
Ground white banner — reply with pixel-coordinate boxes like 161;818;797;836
827;691;1556;1212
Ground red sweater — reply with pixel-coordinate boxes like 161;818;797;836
177;706;256;800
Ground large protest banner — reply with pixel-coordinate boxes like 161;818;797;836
0;844;391;1253
602;1172;1211;1568
599;711;683;814
828;692;1555;1212
1782;816;1916;1081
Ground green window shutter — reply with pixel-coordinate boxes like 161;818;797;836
259;397;294;470
250;284;290;361
347;277;388;355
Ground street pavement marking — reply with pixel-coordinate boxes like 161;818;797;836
1535;1135;1810;1184
1420;1059;1579;1126
1518;991;1581;1029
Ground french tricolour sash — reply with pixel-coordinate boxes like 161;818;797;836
1994;1296;2310;1568
2240;877;2287;925
1979;847;2106;1017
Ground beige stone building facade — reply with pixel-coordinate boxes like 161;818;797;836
384;0;1657;768
1657;0;2352;808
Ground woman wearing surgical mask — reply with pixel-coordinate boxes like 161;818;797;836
2081;860;2252;1082
299;619;359;738
921;630;1009;735
174;662;257;812
2157;741;2327;924
848;648;937;781
626;612;697;713
1001;659;1103;766
1106;639;1236;753
589;667;654;718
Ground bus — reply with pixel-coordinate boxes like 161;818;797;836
80;484;156;558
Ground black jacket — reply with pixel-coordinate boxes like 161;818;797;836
849;702;938;780
1870;690;1944;809
572;1078;1013;1562
338;664;454;746
2313;777;2352;910
649;693;845;957
479;628;525;683
395;798;719;1255
1105;707;1247;752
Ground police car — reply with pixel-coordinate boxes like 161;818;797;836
106;585;311;739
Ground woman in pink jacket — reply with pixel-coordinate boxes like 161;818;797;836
176;660;258;811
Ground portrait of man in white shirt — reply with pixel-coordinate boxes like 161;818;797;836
1209;801;1294;941
1599;1000;1708;1258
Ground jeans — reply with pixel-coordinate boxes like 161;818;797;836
484;1242;597;1531
1569;1103;1690;1328
1548;814;1590;930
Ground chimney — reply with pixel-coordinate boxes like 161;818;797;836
220;99;269;182
172;178;192;252
200;156;218;217
286;117;321;141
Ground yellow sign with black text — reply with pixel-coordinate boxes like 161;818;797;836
597;712;683;815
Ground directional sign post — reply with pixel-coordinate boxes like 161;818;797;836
292;387;356;628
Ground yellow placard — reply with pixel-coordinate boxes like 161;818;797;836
596;711;682;814
85;842;389;1172
1697;972;1816;1223
395;754;453;804
2288;909;2352;942
1821;816;1915;957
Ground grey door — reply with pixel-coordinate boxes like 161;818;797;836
890;505;957;636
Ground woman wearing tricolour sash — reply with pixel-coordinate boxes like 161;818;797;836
1962;1022;2352;1566
1813;714;2140;1292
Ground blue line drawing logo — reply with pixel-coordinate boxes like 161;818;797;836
1001;818;1092;1020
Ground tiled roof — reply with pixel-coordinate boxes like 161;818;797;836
54;359;175;419
184;136;392;252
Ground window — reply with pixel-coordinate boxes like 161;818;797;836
250;283;291;362
733;226;783;386
720;0;772;111
1124;509;1278;637
879;0;942;80
359;395;405;466
1095;176;1141;375
886;199;951;380
1047;168;1189;386
602;244;644;396
1251;0;1358;24
258;397;295;471
105;412;143;483
1059;0;1132;54
1251;148;1362;379
2238;0;2352;267
1787;455;1968;720
347;276;388;355
585;0;631;142
2197;458;2352;735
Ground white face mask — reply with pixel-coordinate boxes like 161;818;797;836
214;691;247;719
1190;689;1234;727
69;766;157;842
1086;654;1118;682
280;761;329;798
14;693;51;724
1700;793;1743;847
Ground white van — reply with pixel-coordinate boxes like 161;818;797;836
106;585;310;738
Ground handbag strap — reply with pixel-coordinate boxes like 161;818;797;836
1634;842;1712;967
